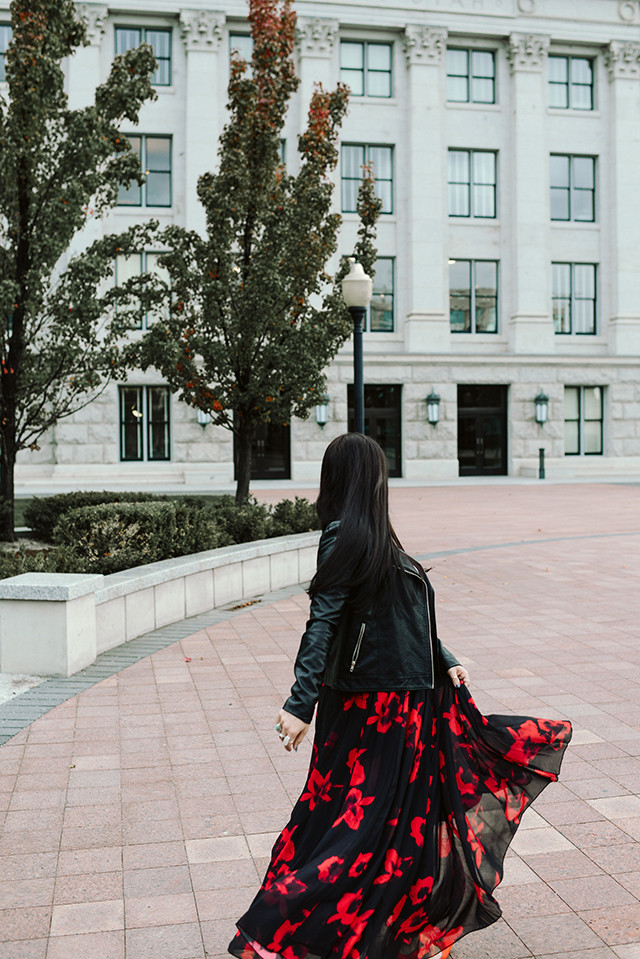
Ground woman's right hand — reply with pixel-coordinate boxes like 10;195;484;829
276;708;309;752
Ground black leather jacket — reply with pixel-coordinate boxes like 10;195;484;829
283;521;461;723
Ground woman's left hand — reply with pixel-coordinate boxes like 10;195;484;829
275;708;309;752
447;664;470;688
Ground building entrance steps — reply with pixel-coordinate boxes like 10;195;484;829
0;484;639;958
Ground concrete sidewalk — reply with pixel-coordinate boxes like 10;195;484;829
1;483;639;959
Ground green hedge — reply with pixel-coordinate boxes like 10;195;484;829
24;491;163;542
5;491;320;578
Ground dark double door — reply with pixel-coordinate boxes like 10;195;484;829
457;385;508;476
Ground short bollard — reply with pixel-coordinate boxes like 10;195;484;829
538;447;546;480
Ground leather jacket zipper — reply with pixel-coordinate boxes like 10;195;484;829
350;622;366;672
405;567;435;684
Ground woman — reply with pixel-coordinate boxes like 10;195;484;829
229;434;572;959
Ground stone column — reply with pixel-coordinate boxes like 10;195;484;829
179;10;226;234
295;18;339;128
67;4;107;109
505;33;555;354
605;41;640;355
402;26;449;354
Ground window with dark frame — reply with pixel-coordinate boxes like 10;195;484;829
115;26;172;85
564;386;603;455
0;23;10;82
449;259;498;333
448;150;497;218
117;135;172;208
552;262;597;335
340;41;392;97
548;55;593;110
550;154;595;222
114;251;171;328
230;33;253;76
446;48;496;104
341;144;393;213
369;258;394;332
119;386;171;461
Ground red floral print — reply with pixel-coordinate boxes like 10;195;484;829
346;748;366;786
344;692;369;710
317;855;344;883
366;692;404;733
373;848;404;885
408;875;433;905
348;852;372;878
300;768;333;811
410;816;425;847
333;787;375;830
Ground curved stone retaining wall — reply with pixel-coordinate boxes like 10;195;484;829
0;532;320;677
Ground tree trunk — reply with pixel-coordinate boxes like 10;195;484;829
0;433;17;542
235;425;255;505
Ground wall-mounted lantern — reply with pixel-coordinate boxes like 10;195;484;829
534;391;549;426
315;395;330;428
426;391;441;428
197;409;211;429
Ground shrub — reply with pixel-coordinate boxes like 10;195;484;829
0;544;86;578
209;495;272;544
53;501;179;574
25;490;162;542
270;496;319;536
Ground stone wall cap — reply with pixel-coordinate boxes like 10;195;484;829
0;572;105;601
95;531;321;604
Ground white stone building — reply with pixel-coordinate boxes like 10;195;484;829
3;0;640;491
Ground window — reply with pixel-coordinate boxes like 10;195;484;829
118;136;172;207
369;258;394;331
449;260;498;333
446;48;495;104
340;41;392;97
115;27;172;85
0;23;11;82
552;263;597;335
230;34;253;76
550;155;595;222
564;386;603;455
119;386;171;461
341;144;393;213
347;385;401;477
548;56;593;110
114;251;170;328
448;150;496;218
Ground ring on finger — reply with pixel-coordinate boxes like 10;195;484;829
283;735;291;747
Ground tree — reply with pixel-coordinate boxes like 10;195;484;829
135;0;381;504
0;0;158;540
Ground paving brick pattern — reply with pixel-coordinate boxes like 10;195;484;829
0;483;639;958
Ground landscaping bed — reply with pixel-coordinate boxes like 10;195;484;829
0;492;319;579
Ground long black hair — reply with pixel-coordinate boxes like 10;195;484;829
309;433;405;613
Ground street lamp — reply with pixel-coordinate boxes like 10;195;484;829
341;258;372;434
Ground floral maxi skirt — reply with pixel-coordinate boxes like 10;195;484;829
228;684;572;959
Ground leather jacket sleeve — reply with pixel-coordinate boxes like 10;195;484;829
282;522;348;723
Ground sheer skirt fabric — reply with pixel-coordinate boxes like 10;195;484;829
229;683;572;959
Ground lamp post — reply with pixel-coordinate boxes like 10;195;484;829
341;259;372;434
534;391;549;480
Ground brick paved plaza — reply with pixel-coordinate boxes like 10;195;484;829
0;483;639;958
